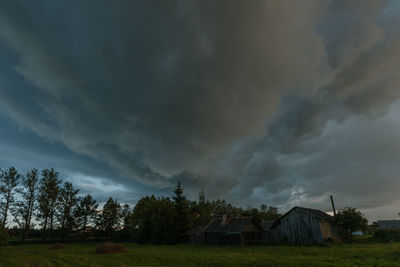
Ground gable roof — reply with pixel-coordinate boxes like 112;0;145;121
202;217;259;233
270;206;336;229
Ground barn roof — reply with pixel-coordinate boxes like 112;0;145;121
187;225;205;236
202;216;259;233
270;206;336;229
260;220;275;230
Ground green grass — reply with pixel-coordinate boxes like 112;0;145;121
1;242;400;266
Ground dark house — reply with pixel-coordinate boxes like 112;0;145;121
202;214;262;245
187;225;205;244
265;206;340;245
260;220;275;231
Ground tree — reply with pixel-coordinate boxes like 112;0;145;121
259;204;280;220
37;168;61;240
74;194;98;241
242;208;263;224
336;207;368;238
191;188;213;226
97;197;122;240
121;203;133;230
173;181;191;243
132;196;156;243
57;182;79;239
151;197;176;244
11;169;39;242
0;167;20;228
132;195;176;244
210;199;243;216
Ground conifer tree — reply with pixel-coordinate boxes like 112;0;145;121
173;181;191;243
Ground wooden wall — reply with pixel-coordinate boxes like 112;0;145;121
264;208;324;245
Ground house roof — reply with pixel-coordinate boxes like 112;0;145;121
260;220;275;230
187;225;205;236
270;206;336;229
202;216;259;233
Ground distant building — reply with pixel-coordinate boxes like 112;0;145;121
202;214;262;245
187;225;205;244
377;220;400;229
265;207;340;245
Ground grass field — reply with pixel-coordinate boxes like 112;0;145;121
2;242;400;266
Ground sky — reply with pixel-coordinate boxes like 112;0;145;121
1;0;400;221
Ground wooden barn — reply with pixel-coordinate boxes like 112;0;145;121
187;225;205;244
202;214;262;245
265;207;340;245
260;220;275;231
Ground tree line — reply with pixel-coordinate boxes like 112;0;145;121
0;167;280;244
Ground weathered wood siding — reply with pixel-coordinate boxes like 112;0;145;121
320;221;339;239
266;208;323;245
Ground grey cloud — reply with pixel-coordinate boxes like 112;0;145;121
0;0;400;219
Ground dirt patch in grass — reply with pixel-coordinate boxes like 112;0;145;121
50;243;66;250
95;241;126;254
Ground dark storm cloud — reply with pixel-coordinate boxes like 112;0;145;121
1;0;400;219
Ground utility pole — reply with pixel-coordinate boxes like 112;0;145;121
330;195;337;216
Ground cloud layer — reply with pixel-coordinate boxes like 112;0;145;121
1;0;400;219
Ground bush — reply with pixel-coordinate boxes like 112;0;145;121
373;229;400;242
0;227;9;246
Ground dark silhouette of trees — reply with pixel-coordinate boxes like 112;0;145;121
74;194;98;241
173;181;191;243
336;207;368;238
11;169;39;242
37;169;61;240
133;195;176;244
96;197;121;241
121;203;133;230
57;182;79;239
191;188;213;226
0;167;20;228
259;204;281;220
0;166;286;245
209;199;243;216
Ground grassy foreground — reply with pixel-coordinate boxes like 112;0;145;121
1;242;400;266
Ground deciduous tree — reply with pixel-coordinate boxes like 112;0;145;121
0;167;20;228
37;168;61;240
11;169;39;242
57;182;79;238
336;207;368;238
74;194;98;241
97;197;121;240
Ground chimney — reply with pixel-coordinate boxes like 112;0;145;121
221;214;228;225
